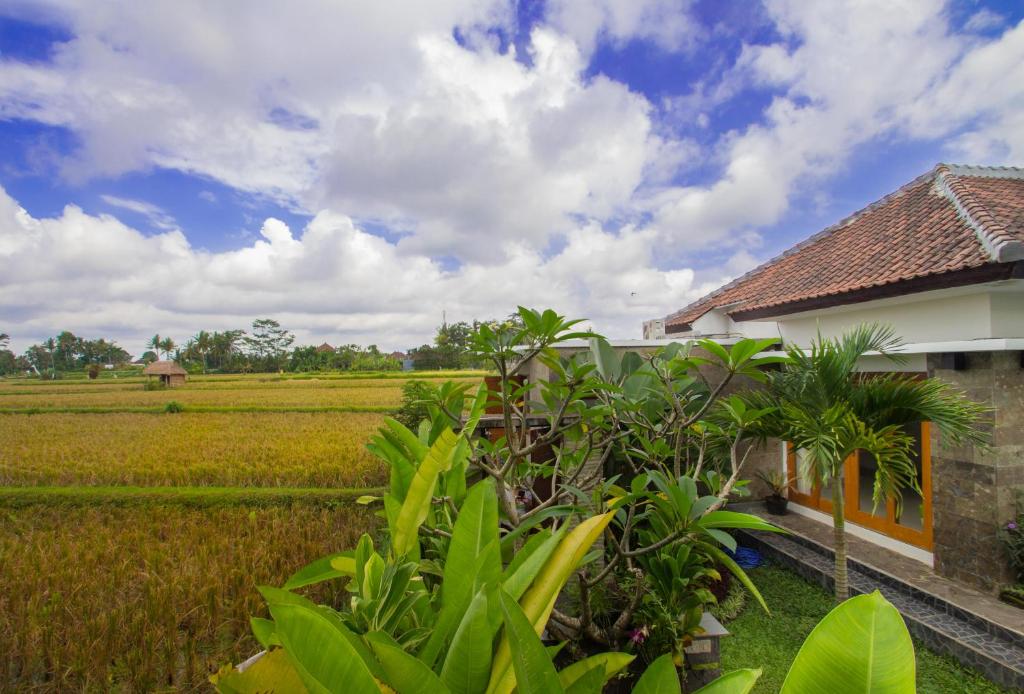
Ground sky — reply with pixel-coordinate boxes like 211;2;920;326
1;0;1023;357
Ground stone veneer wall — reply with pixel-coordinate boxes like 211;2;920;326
929;351;1024;592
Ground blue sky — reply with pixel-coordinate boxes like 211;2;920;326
1;0;1022;354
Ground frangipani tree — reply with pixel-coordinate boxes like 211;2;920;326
744;324;987;600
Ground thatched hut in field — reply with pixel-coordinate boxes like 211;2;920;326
143;361;187;387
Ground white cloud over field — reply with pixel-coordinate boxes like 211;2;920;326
0;0;1022;353
0;187;702;353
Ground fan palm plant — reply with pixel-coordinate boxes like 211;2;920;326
745;324;987;600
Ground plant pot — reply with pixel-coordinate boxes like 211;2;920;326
764;495;789;516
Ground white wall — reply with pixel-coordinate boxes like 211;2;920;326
777;290;997;346
991;291;1024;338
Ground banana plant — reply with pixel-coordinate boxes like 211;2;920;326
214;473;624;694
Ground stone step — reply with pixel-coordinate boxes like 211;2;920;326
739;528;1024;691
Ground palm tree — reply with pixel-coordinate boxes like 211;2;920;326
0;333;9;350
44;337;57;375
193;330;212;373
746;324;987;601
149;334;162;358
159;337;176;361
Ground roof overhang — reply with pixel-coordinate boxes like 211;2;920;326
724;261;1022;323
756;338;1024;359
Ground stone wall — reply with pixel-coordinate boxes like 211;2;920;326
929;351;1024;592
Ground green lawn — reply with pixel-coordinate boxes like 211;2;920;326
720;564;1012;694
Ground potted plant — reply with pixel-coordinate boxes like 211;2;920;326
756;469;792;515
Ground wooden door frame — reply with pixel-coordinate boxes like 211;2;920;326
844;421;933;550
785;444;833;515
786;421;933;550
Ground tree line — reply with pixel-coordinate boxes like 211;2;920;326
0;314;519;377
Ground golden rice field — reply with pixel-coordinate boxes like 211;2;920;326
0;376;482;410
0;370;488;691
0;503;378;692
0;384;402;409
0;411;386;487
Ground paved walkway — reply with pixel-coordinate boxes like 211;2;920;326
733;502;1024;691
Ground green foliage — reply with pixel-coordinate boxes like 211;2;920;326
210;311;978;694
998;512;1024;582
164;400;184;413
748;324;987;511
395;379;437;430
721;565;1010;694
780;591;915;693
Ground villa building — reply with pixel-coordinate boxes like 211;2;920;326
648;163;1024;591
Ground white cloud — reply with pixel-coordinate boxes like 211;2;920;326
0;185;705;355
545;0;699;56
1;0;1023;351
0;2;688;262
99;195;178;230
646;0;1024;255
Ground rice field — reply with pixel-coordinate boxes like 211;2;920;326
0;384;402;409
0;411;387;487
0;375;481;411
0;503;378;692
0;370;482;691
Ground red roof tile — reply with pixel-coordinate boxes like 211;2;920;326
665;164;1024;331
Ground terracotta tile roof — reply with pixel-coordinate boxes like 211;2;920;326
665;164;1024;331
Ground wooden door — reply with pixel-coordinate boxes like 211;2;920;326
787;422;933;550
844;421;933;550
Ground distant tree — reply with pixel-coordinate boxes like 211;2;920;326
193;330;212;373
44;337;57;374
140;350;158;364
149;334;162;358
0;333;17;375
243;319;294;370
159;337;176;361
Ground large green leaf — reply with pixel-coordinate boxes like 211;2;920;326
699;510;784;533
502;527;566;601
249;617;279;649
366;632;451;694
589;337;620;382
780;591;916;694
632;653;680;694
268;602;379;694
442;479;500;609
498;589;564;694
557;652;634;690
441;588;496;694
420;480;500;666
487;511;615;694
564;665;606;694
392;428;459;558
284;551;354;590
211;648;308;694
692;669;761;693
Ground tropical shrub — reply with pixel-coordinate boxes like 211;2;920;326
214;309;930;693
394;379;436;430
740;324;987;600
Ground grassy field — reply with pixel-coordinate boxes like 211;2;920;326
0;374;482;411
720;564;1011;694
0;503;379;692
0;370;479;691
0;412;387;487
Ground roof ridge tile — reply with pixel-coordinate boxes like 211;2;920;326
936;166;1024;262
